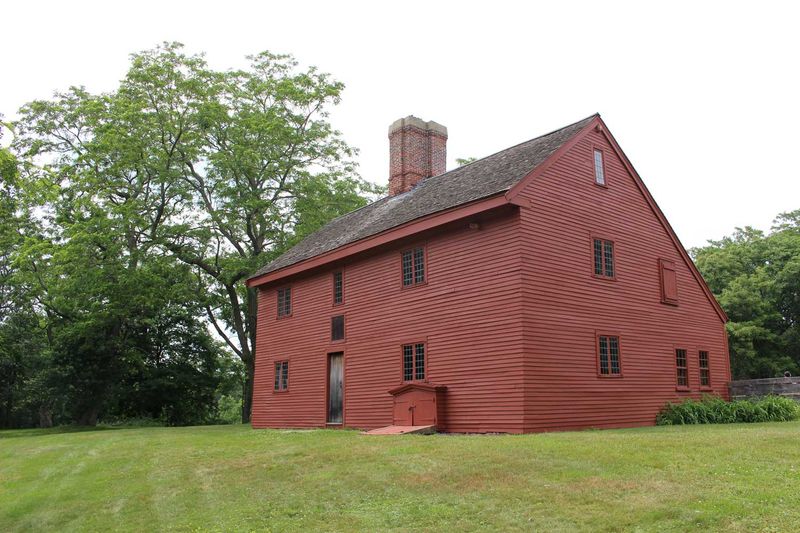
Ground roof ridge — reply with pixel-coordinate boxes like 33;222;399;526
416;113;599;185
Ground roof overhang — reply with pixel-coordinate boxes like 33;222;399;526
388;382;447;395
246;193;510;288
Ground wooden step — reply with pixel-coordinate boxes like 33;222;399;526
362;425;436;435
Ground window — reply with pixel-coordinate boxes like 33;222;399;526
402;343;426;381
593;238;615;278
333;271;343;305
597;335;621;376
594;149;605;185
331;315;345;341
277;287;292;317
699;351;710;387
402;247;425;286
676;348;689;388
659;259;678;305
274;361;289;391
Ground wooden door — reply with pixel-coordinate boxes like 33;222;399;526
393;399;413;426
412;397;436;426
327;353;343;424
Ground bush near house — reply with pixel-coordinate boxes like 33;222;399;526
657;395;800;425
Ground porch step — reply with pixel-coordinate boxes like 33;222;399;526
363;425;436;435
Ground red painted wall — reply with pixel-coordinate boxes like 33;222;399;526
252;207;527;433
251;125;730;433
517;128;730;431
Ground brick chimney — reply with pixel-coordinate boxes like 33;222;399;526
388;116;448;196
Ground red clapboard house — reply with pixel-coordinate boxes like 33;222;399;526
246;114;731;433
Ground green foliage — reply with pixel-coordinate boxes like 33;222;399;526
656;395;800;425
455;156;477;166
216;395;244;425
692;211;800;378
0;310;51;428
10;42;380;423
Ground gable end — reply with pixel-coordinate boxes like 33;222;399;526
509;116;726;324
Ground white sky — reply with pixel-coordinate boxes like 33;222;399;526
2;0;798;248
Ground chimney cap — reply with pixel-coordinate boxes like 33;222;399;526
388;115;448;137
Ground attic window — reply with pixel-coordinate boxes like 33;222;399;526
594;149;605;185
402;247;425;286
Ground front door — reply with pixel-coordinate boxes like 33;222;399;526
327;353;344;424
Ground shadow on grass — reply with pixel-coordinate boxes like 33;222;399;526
0;425;124;439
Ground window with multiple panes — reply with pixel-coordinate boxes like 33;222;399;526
597;335;621;376
659;259;679;305
331;315;345;341
402;247;425;286
277;287;292;317
594;149;605;185
593;238;615;278
699;350;710;387
675;348;689;388
402;343;426;381
333;271;343;305
274;361;289;391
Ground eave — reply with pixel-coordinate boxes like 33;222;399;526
246;193;510;288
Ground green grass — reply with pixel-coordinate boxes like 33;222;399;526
2;423;800;532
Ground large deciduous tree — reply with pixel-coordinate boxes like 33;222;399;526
13;43;378;422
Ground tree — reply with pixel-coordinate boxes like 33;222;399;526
456;156;477;166
12;43;380;422
692;211;800;379
0;115;20;319
0;117;59;428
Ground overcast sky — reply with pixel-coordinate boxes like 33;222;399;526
3;1;798;248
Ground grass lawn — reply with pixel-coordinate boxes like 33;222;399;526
2;423;800;532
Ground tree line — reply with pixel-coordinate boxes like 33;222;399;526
692;211;800;380
0;43;378;428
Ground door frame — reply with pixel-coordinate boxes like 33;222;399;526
325;351;345;427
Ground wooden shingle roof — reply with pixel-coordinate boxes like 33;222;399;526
251;114;596;279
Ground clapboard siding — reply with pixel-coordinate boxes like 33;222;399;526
251;208;526;433
518;128;729;431
250;116;730;434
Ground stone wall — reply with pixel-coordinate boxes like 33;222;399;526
728;376;800;401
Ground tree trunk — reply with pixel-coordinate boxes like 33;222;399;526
77;405;99;426
3;398;11;429
242;359;254;424
3;385;12;428
38;406;53;428
241;286;259;424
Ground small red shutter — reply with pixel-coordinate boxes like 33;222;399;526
660;259;678;304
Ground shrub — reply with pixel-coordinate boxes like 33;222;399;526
656;395;800;426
